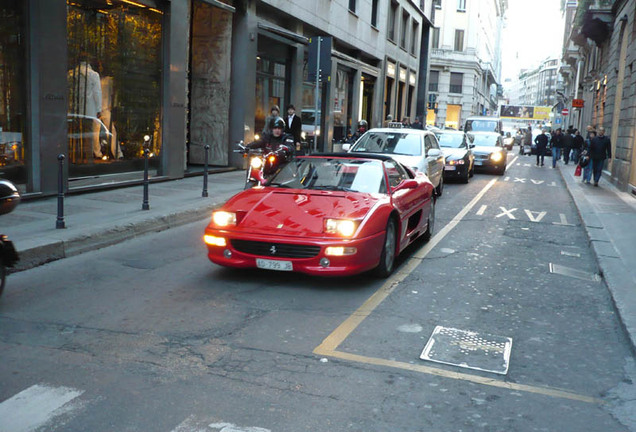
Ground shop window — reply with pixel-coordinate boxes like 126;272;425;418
255;55;287;135
67;0;163;173
0;1;26;187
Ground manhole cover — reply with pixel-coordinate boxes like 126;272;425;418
420;326;512;375
549;263;601;282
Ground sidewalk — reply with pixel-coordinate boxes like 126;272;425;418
4;170;246;271
559;163;636;353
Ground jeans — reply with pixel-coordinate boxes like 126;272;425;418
583;160;593;182
592;158;605;184
551;147;561;167
571;149;580;164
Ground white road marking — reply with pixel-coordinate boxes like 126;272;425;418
476;205;488;215
209;423;271;432
530;179;545;185
0;384;84;432
553;213;575;226
514;177;526;183
496;207;517;219
524;210;547;223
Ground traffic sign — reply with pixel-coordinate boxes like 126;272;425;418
562;108;569;116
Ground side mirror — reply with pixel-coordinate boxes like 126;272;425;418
469;143;475;148
394;179;419;191
341;143;351;152
427;148;442;158
0;180;21;216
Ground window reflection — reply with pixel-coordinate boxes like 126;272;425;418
0;1;26;185
67;0;162;171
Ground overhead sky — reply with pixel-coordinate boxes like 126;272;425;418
501;0;566;82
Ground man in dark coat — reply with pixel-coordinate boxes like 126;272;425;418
534;129;548;166
562;127;574;164
550;128;563;168
284;104;303;150
589;126;612;186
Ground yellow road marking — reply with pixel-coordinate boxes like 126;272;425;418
314;156;603;405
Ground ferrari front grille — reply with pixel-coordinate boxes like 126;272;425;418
231;239;321;258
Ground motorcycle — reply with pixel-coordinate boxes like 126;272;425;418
235;141;293;189
0;179;20;296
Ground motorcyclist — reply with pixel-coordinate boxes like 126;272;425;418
347;120;368;143
248;117;294;158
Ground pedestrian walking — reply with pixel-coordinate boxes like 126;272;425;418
571;130;584;164
580;130;594;183
589;126;612;186
522;126;532;155
550;128;563;168
562;127;574;165
263;105;280;135
411;116;424;130
534;129;548;166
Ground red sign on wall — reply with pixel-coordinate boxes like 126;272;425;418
572;99;585;108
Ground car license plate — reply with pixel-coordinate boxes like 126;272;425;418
256;258;293;271
444;165;456;171
474;160;484;166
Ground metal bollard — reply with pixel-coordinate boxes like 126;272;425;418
142;135;150;210
56;154;66;229
202;144;210;197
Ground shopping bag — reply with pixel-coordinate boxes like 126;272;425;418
574;164;582;176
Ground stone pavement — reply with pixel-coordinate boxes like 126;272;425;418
3;163;636;353
559;163;636;354
3;170;246;271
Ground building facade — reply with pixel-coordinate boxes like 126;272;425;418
426;0;506;129
0;0;433;197
560;0;636;195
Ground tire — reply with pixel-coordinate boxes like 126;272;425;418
497;166;506;176
374;218;397;278
423;197;436;242
461;167;470;183
435;175;444;197
469;163;475;178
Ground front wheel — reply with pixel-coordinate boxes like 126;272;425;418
435;175;444;197
374;218;397;278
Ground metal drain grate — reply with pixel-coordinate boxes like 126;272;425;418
420;326;512;375
549;263;601;282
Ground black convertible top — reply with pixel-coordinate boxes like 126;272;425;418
301;152;396;162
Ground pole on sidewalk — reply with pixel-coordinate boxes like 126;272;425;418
142;135;150;211
56;154;66;229
202;144;210;197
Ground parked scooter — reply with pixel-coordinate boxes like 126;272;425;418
0;179;20;296
235;141;293;189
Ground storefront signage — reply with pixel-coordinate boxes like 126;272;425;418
572;99;584;108
409;72;416;86
399;68;407;82
500;105;551;121
386;63;396;78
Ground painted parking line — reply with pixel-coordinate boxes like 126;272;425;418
314;154;603;405
0;384;85;432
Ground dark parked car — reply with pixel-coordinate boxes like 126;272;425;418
470;132;508;175
434;130;475;183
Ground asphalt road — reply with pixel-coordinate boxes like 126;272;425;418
1;153;635;432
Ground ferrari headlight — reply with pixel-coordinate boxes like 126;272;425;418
325;246;357;256
250;157;263;169
212;211;237;227
490;151;504;162
325;219;357;237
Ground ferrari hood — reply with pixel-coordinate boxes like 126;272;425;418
226;189;380;237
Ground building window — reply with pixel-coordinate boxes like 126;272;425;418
388;1;398;41
0;0;25;187
349;0;356;13
371;0;379;27
450;72;463;93
67;0;163;170
434;0;442;8
454;29;464;51
431;27;440;49
458;0;466;11
429;70;439;92
411;21;419;55
400;11;409;48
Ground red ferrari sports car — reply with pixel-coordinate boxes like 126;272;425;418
204;153;436;277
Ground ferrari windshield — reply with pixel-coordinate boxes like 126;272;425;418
268;157;387;194
435;132;465;148
349;131;422;156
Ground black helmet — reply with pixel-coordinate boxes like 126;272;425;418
358;120;368;129
272;117;285;129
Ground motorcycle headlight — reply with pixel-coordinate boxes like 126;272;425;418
301;131;307;140
325;219;358;237
250;157;263;169
490;151;504;162
212;211;237;227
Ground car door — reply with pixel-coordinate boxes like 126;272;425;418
424;134;443;187
384;160;422;247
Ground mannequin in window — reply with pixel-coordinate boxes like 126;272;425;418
99;63;123;159
68;54;103;159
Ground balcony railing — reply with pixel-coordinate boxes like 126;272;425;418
449;85;463;94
